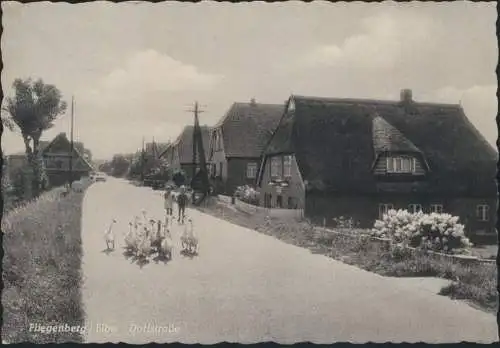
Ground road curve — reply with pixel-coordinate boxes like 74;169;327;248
81;177;497;344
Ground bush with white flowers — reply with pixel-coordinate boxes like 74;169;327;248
372;209;472;254
234;185;260;206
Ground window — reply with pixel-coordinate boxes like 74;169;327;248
276;195;283;208
270;156;282;178
408;204;422;214
379;203;394;219
217;132;223;151
288;196;296;209
219;162;223;177
386;156;416;173
246;162;258;179
430;204;443;214
283;155;292;177
476;204;489;221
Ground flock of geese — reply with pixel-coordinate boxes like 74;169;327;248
103;209;198;261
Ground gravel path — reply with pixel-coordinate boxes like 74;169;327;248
81;177;498;343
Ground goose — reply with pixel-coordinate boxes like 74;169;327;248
125;222;137;251
159;222;174;260
104;219;117;250
185;217;198;253
137;227;152;258
180;217;197;252
151;220;164;251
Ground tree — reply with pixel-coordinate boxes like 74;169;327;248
2;78;67;197
83;148;92;162
110;154;130;178
99;162;113;174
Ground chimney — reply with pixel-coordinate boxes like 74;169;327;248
400;89;413;103
250;98;256;106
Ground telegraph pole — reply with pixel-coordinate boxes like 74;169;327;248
68;96;75;186
187;101;209;204
140;136;145;182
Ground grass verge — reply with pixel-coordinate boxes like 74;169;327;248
2;187;86;343
197;199;498;314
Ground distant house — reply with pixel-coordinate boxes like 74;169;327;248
161;125;212;184
208;100;284;195
41;132;94;187
257;90;498;240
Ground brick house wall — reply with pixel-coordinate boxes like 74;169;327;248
258;154;305;209
304;192;497;241
224;157;260;195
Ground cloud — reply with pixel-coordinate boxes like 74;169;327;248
422;84;497;145
298;10;434;70
83;49;223;106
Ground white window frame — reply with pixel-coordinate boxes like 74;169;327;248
379;203;394;219
386;156;416;174
430;204;443;214
270;156;281;178
246;162;258;179
283;155;292;178
476;204;489;221
408;204;422;214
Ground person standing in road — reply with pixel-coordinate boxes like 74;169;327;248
177;185;188;224
164;187;174;216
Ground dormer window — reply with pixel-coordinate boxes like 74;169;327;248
386;156;416;173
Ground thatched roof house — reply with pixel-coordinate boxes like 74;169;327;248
257;90;497;240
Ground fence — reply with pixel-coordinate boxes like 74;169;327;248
218;195;304;221
315;227;496;266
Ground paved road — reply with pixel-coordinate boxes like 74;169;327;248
81;177;498;344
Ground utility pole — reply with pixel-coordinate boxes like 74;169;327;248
140;136;145;182
68;95;75;187
187;101;209;204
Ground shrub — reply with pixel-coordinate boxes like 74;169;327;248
332;216;359;229
235;185;260;206
372;209;472;254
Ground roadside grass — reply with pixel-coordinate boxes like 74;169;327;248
2;186;86;343
197;199;498;314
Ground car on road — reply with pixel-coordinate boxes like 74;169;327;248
91;172;107;182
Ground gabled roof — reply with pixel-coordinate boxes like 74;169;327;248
41;132;94;171
171;125;212;164
262;94;497;195
214;102;284;158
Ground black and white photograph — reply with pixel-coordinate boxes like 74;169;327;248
1;1;498;344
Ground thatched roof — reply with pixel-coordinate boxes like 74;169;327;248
262;94;497;196
215;102;284;158
41;132;94;171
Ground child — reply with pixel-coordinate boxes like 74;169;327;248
164;187;174;216
177;186;188;223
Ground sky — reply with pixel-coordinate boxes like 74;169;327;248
2;1;497;160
